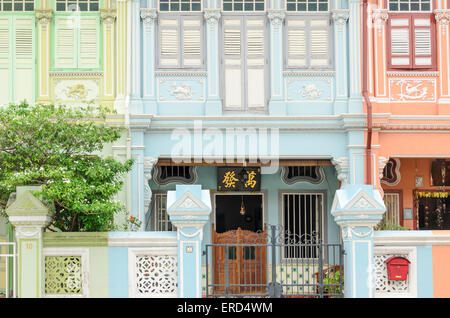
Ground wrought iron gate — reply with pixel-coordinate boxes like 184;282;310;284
204;225;344;298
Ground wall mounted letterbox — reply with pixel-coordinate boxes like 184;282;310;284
386;256;410;281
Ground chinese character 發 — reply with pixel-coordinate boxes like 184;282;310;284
222;171;239;188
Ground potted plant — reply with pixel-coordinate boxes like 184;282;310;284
322;268;343;297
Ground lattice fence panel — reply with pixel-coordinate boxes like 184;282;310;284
135;255;177;296
374;253;409;294
44;256;82;295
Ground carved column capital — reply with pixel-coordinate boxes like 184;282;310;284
140;8;158;26
100;8;117;24
434;9;450;32
331;9;349;26
332;157;349;186
371;8;389;32
267;10;286;27
203;9;221;25
35;9;53;25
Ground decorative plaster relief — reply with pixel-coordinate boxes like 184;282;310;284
100;8;117;24
389;78;436;102
35;9;53;24
158;78;205;102
54;80;100;102
203;9;221;25
286;78;333;102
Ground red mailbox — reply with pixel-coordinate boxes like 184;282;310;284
386;256;410;281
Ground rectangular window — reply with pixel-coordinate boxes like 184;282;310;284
282;193;323;259
159;0;201;11
151;193;175;232
388;0;431;12
285;15;333;69
223;0;265;12
56;0;99;11
157;15;204;69
53;15;100;69
286;0;328;12
0;0;34;11
387;14;435;70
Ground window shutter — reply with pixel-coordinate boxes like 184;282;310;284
0;17;10;105
78;16;99;68
223;17;243;109
286;18;306;68
309;19;330;67
159;17;180;68
388;16;412;69
55;17;77;68
181;16;203;68
245;18;265;109
13;16;34;104
412;15;433;69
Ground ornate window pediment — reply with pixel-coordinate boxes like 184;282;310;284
381;158;401;186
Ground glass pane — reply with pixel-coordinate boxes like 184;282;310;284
421;3;430;11
170;3;179;10
298;3;306;11
14;2;23;11
181;3;190;10
319;3;327;11
3;3;12;11
79;3;88;11
234;2;243;10
25;2;34;11
90;2;99;11
160;1;169;11
389;3;398;11
223;3;232;10
255;2;264;10
244;2;253;10
308;3;317;11
191;3;200;10
287;3;296;11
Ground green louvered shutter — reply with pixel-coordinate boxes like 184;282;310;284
14;16;34;104
0;17;11;105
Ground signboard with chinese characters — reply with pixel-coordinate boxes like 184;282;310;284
217;167;261;192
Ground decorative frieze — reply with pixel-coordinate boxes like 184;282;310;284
203;9;221;25
140;8;158;26
35;9;53;24
100;8;117;25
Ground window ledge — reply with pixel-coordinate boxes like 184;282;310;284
283;70;335;77
155;70;207;77
387;71;439;77
49;71;104;78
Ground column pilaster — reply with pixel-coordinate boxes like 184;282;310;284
141;8;158;114
35;9;53;104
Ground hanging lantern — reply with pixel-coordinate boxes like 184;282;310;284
240;195;246;216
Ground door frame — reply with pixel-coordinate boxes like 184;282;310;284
212;190;268;233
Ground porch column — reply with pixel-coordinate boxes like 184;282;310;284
141;8;158;114
331;185;386;298
5;186;52;298
167;185;212;298
143;156;157;230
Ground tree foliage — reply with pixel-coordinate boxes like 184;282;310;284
0;102;133;232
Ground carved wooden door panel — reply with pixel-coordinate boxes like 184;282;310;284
212;225;267;295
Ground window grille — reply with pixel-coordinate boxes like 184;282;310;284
56;0;100;12
286;0;328;12
223;0;265;12
153;165;197;185
282;193;323;259
0;0;34;11
152;193;176;231
281;166;324;184
388;0;431;11
159;0;201;11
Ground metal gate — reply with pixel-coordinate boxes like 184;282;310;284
204;225;344;298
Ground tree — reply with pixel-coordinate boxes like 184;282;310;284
0;102;134;232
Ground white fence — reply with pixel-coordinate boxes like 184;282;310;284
0;242;16;298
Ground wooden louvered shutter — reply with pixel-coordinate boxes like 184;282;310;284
14;16;34;103
78;16;100;68
159;17;180;68
388;16;412;69
246;17;265;109
223;17;243;109
55;16;77;68
286;18;306;68
412;14;434;69
309;18;331;68
0;17;10;105
181;16;203;68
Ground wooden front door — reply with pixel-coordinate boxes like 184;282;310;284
212;225;267;295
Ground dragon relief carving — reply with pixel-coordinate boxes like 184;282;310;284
391;79;435;102
65;84;88;100
168;82;194;100
300;84;323;99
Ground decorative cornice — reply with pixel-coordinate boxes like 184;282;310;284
35;9;53;24
100;8;117;24
203;9;221;25
267;10;286;27
434;9;450;26
49;71;104;78
140;8;158;26
387;71;439;77
331;9;349;26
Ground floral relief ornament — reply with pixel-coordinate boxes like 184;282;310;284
100;8;117;24
203;9;221;26
35;9;53;24
300;84;322;99
168;82;194;100
267;10;286;27
140;8;158;26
